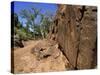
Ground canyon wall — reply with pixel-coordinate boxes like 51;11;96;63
49;5;97;69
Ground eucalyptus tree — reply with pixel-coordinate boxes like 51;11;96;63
20;7;41;39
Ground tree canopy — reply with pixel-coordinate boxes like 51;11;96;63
12;7;53;41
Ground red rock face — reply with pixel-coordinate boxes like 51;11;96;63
49;5;97;69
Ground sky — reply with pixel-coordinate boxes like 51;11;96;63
11;1;58;26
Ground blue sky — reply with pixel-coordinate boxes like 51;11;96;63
11;1;58;26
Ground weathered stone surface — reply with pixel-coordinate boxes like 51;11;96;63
77;6;97;69
31;40;61;60
49;5;97;69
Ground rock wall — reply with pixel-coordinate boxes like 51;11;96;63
49;5;97;69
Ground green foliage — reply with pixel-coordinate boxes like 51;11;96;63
17;28;27;40
40;14;53;38
13;7;53;41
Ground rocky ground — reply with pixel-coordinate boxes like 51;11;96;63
13;39;72;73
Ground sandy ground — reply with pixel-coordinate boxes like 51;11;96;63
13;39;71;73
